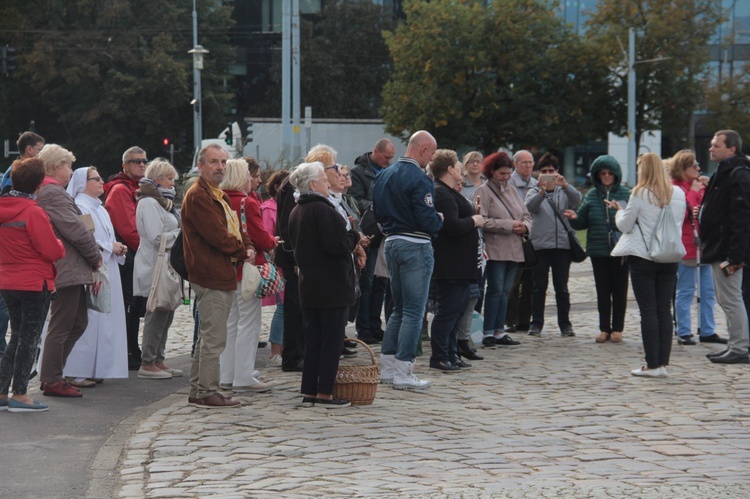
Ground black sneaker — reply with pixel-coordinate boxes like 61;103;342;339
495;335;521;346
315;397;351;408
481;336;497;348
528;326;542;337
561;327;576;337
344;339;358;349
678;336;697;346
453;359;472;369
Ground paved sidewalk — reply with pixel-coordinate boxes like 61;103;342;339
114;262;750;497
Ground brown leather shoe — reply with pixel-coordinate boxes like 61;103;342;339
194;393;241;409
43;381;83;398
611;332;623;343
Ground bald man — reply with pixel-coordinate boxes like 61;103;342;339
372;131;442;391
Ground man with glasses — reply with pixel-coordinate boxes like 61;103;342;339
505;150;538;333
104;146;149;370
351;139;396;345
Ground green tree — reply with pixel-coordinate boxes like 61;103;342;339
584;0;724;152
702;73;750;137
253;1;394;119
0;0;234;175
381;0;610;152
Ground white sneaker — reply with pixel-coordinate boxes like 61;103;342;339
267;354;282;367
233;377;273;393
380;354;395;384
393;359;431;390
630;366;667;378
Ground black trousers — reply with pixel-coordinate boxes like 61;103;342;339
430;280;469;364
281;263;305;367
506;267;532;329
301;306;348;396
0;288;51;395
119;250;145;361
531;249;572;330
590;256;629;334
629;256;678;369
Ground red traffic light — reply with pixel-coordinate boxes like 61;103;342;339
162;138;170;146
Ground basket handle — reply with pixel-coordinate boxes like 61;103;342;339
347;337;378;366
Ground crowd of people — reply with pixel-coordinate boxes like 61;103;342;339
1;128;749;412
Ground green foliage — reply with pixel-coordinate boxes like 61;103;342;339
584;0;724;150
252;0;394;119
0;0;234;176
381;0;611;151
702;73;750;136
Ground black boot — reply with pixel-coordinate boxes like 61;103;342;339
458;340;483;360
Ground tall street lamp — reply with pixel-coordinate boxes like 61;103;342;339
189;44;209;157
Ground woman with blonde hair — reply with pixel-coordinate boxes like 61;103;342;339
611;153;686;377
460;151;485;201
669;150;724;346
134;159;182;379
220;157;277;394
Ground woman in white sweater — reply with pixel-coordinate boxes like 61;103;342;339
610;153;686;377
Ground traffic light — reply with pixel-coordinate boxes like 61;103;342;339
245;121;253;144
163;137;171;153
1;45;16;77
225;123;233;146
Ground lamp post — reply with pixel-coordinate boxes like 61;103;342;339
189;44;209;157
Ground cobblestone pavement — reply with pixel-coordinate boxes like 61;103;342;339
116;262;750;497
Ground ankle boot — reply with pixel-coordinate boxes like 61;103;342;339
457;339;484;361
393;359;431;390
380;354;395;384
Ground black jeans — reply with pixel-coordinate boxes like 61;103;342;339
356;245;387;334
591;256;629;334
506;267;532;329
430;280;469;364
301;306;348;396
0;288;52;395
281;263;305;368
531;249;572;331
119;250;145;362
629;256;678;369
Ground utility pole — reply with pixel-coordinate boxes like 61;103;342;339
292;0;301;162
281;0;292;164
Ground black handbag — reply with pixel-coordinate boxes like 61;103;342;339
547;197;587;263
601;194;622;251
520;236;538;269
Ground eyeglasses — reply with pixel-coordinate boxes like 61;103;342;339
325;164;340;172
127;159;148;165
598;171;615;177
87;176;103;182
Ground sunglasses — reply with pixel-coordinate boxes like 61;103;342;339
127;159;148;165
599;170;615;177
325;164;340;172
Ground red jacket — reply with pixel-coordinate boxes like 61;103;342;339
225;190;276;280
0;196;66;291
104;172;140;250
672;179;704;260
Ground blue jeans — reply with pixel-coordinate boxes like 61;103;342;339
483;260;519;335
629;257;678;369
382;239;434;362
430;280;469;364
0;295;9;358
675;262;716;338
269;300;284;345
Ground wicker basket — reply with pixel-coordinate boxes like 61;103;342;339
333;338;379;405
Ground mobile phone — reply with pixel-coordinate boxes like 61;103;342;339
539;174;555;189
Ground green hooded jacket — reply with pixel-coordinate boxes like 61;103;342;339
569;155;631;258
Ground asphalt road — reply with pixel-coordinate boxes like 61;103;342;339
2;354;192;499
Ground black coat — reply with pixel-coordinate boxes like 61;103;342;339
289;193;361;308
700;154;750;264
275;177;296;267
432;179;480;281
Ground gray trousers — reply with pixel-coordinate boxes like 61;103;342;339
189;284;234;399
711;262;749;354
141;310;175;365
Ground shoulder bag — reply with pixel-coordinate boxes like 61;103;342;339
637;205;686;263
600;193;622;252
485;184;538;269
546;196;587;263
240;198;286;300
86;262;112;314
146;233;183;312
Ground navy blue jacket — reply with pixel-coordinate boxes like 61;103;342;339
372;157;443;240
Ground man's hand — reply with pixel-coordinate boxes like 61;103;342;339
359;233;371;249
354;245;367;269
